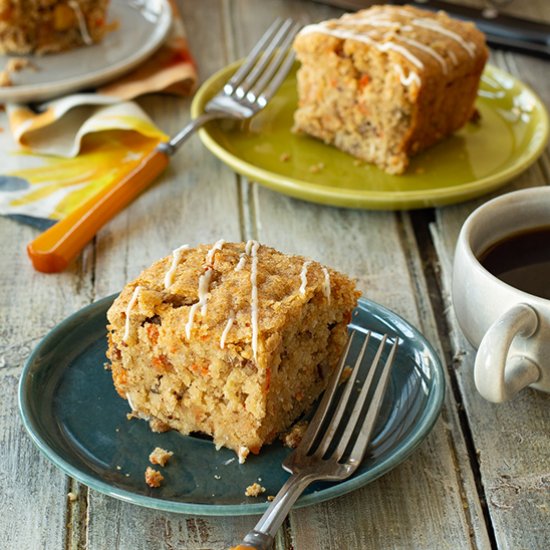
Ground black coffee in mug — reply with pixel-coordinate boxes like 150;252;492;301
478;225;550;300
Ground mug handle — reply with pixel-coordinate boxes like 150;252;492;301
474;303;541;402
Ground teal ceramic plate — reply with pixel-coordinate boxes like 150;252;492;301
19;295;444;515
192;63;549;210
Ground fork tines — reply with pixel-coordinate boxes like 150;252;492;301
298;330;399;466
223;18;301;106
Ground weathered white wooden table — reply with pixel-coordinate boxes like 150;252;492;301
1;1;549;548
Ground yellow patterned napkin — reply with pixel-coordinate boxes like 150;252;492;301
0;0;195;229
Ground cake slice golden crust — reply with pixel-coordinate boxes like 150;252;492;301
293;5;488;174
106;241;360;461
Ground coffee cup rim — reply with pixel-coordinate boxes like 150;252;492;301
459;187;550;305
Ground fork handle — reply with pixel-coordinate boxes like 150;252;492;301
231;472;316;550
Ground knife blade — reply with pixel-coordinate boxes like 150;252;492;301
310;0;550;58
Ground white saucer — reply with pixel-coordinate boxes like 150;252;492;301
0;0;172;104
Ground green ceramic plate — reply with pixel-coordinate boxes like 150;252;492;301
19;295;444;515
191;63;549;210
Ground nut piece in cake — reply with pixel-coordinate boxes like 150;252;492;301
106;241;360;461
149;447;173;467
144;467;164;488
292;5;488;174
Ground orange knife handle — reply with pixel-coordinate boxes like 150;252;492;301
27;147;169;273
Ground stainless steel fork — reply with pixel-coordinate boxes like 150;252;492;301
232;330;399;550
27;18;301;273
158;17;300;155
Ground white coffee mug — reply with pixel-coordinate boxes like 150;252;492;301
452;187;550;403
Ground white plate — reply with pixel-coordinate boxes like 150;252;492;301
0;0;172;103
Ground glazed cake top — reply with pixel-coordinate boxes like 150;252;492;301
108;241;359;361
295;5;488;84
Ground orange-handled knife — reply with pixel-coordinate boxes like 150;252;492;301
27;147;170;273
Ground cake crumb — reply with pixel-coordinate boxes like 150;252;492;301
267;495;275;501
149;447;173;467
245;482;266;497
214;474;221;480
279;152;291;162
116;465;122;470
145;467;164;488
0;57;37;87
6;57;35;73
470;108;482;124
67;491;78;502
308;162;325;174
280;420;309;449
149;418;171;433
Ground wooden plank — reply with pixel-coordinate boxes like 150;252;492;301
83;1;251;548
0;215;94;550
432;191;550;548
431;45;550;548
428;40;550;550
86;494;258;550
188;0;492;547
0;368;69;550
251;185;490;549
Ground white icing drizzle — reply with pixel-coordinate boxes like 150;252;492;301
299;261;312;295
164;244;189;289
185;268;213;339
448;49;458;65
245;239;255;255
377;40;424;70
68;0;93;46
249;241;260;360
394;35;448;73
299;7;476;75
390;7;417;19
393;63;421;87
321;267;331;304
348;17;399;28
126;393;135;411
412;18;477;57
220;312;235;349
206;239;225;265
300;24;425;70
235;253;247;272
123;286;142;342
